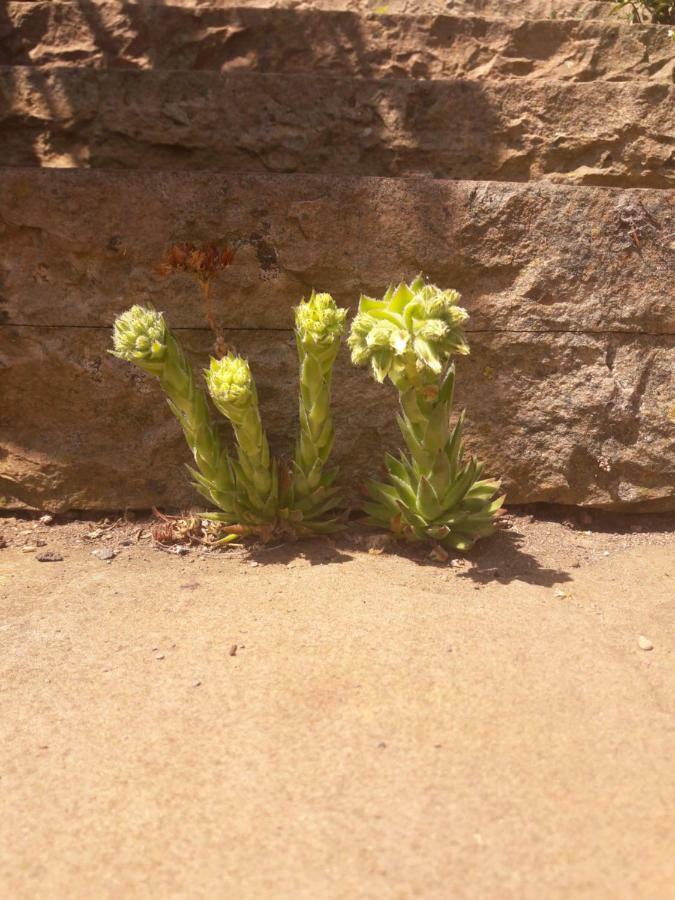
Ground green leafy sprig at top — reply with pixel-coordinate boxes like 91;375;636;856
348;275;504;551
111;291;347;541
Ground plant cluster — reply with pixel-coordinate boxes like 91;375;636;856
112;292;346;542
112;274;503;552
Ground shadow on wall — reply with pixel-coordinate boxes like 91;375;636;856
0;0;510;179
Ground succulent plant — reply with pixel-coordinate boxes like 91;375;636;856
112;289;348;541
111;306;237;518
205;353;279;523
291;292;347;532
349;276;504;551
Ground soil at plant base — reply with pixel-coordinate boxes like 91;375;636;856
1;508;673;899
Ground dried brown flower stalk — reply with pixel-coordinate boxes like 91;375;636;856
157;242;235;357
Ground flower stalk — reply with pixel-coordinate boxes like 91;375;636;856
111;306;237;519
348;275;504;551
287;292;347;531
205;354;279;524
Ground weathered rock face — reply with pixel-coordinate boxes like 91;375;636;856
2;325;673;513
8;0;619;20
1;170;673;333
1;170;673;512
3;3;673;81
2;69;674;189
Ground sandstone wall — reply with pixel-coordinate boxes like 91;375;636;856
1;170;673;512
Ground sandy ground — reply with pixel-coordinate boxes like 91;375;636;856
0;509;674;900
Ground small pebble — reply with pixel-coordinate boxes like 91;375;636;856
192;680;202;688
554;589;568;599
39;514;54;525
249;560;259;568
229;644;238;657
21;545;37;553
36;551;63;562
36;538;47;547
155;653;165;660
170;545;189;556
92;548;116;561
638;636;654;651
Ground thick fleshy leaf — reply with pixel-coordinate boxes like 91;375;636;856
438;364;456;405
389;282;415;313
465;479;502;500
441;458;478;510
387;473;418;508
425;400;452;452
445;411;466;475
416;476;441;521
442;532;476;552
428;451;452;497
396;414;430;469
367;480;401;512
362;501;393;524
384;452;410;484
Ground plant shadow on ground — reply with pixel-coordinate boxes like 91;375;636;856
244;517;572;587
372;522;573;588
246;536;354;568
454;525;572;587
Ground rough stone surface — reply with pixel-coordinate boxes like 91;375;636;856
6;0;623;20
0;170;673;512
2;325;673;513
2;69;674;188
1;170;672;334
2;3;673;81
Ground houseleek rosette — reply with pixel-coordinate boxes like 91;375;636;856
290;292;347;532
205;354;279;523
348;276;504;551
111;305;237;518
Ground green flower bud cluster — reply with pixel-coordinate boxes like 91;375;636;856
348;275;469;388
295;291;347;347
205;353;255;412
111;305;168;373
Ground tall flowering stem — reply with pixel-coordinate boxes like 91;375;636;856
205;354;279;524
291;292;347;531
111;306;237;518
348;275;504;551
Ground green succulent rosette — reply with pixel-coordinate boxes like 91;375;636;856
349;277;504;551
